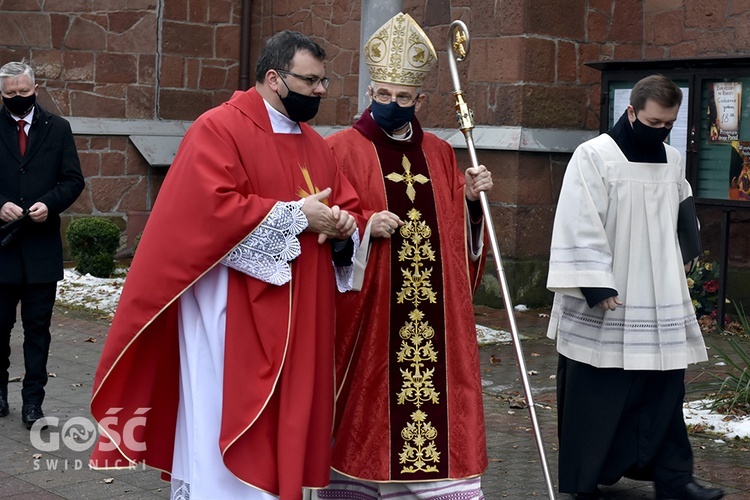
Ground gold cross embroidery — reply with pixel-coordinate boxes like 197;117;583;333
385;155;430;202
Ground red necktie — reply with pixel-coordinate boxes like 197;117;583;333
17;119;27;156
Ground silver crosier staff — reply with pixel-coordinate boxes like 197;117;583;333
447;20;556;499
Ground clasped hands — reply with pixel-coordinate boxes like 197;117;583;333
0;201;48;223
301;188;356;244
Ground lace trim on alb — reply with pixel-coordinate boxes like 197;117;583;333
221;200;308;285
171;477;190;500
334;227;359;292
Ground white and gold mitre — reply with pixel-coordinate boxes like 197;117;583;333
364;12;437;87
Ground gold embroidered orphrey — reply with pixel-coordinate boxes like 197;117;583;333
385;155;430;203
394;205;441;473
364;12;437;87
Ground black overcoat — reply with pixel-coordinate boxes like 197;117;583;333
0;104;84;284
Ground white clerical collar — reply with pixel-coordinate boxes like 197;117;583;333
386;122;413;142
263;99;301;134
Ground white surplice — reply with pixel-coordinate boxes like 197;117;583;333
546;134;708;370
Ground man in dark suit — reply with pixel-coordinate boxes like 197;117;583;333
0;61;84;429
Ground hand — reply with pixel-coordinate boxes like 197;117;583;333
465;164;492;202
598;296;623;311
28;202;48;223
301;188;352;244
370;210;403;239
0;202;24;223
331;205;356;240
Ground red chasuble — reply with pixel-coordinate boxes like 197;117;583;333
326;110;488;482
90;88;360;499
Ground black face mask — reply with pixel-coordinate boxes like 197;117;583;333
2;93;36;117
370;100;415;132
276;77;320;123
632;115;671;148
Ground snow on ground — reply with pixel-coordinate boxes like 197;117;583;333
476;324;513;345
55;270;750;443
684;400;750;441
56;268;125;318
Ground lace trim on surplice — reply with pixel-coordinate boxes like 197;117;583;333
334;228;359;292
221;200;308;286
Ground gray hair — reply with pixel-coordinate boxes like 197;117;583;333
0;61;35;92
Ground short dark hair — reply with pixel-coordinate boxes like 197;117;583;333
630;74;682;112
255;31;326;83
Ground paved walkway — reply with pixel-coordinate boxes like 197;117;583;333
0;305;746;499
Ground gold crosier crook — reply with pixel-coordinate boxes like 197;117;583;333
448;20;557;499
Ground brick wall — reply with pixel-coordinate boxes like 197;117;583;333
1;2;159;119
247;0;363;127
160;0;241;119
2;1;750;280
644;0;750;57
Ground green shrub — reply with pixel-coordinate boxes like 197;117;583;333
66;217;121;278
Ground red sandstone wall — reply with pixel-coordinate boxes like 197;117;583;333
644;0;750;58
1;2;158;119
2;0;750;264
160;0;241;120
248;0;363;127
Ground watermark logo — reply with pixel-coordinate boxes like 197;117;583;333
29;407;150;455
30;415;97;452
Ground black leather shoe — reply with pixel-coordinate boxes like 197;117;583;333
21;404;44;430
0;395;8;417
657;481;724;500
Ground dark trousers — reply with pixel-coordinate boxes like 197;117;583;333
0;282;57;405
557;354;694;496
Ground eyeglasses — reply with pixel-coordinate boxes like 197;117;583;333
371;90;419;107
275;69;330;89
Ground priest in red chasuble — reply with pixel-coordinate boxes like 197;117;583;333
317;13;492;500
89;31;362;500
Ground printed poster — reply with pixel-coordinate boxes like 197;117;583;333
708;82;742;143
730;141;750;200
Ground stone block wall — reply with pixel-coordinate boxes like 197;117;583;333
1;2;158;119
160;0;241;120
3;0;750;296
644;0;750;57
248;0;364;128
